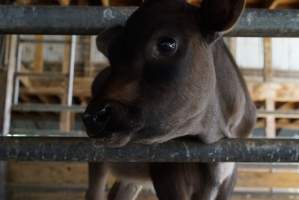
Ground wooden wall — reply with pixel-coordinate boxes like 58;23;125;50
6;161;299;200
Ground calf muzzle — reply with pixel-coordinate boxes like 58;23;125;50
82;101;141;141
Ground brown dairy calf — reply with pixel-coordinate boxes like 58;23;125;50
82;0;256;199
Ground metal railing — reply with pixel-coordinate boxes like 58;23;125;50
1;6;299;163
0;6;299;37
0;137;298;162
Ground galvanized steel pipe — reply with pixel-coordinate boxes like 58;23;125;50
0;137;299;162
0;6;299;37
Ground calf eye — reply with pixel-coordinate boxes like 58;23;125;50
157;37;177;55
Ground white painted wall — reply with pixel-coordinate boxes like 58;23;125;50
20;35;108;65
19;35;299;71
236;38;299;71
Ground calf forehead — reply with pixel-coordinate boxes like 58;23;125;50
125;2;199;36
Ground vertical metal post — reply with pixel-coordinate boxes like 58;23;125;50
0;35;10;200
0;162;7;200
67;35;76;106
3;35;17;135
13;36;22;105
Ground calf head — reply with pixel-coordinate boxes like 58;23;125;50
83;0;245;147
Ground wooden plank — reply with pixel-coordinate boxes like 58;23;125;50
7;162;87;185
7;161;299;200
102;0;110;6
32;35;44;73
265;98;276;138
57;0;71;6
82;37;92;76
8;162;299;188
269;0;299;9
9;192;85;200
263;38;273;82
237;171;299;188
228;38;237;59
15;0;33;4
247;82;299;102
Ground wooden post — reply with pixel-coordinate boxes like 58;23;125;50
265;97;276;138
33;35;44;73
83;37;92;76
60;36;72;132
263;38;276;138
102;0;109;6
263;38;273;82
57;0;71;6
227;38;237;59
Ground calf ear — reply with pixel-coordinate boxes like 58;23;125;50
201;0;245;32
96;26;124;57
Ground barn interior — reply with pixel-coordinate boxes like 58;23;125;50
1;0;299;200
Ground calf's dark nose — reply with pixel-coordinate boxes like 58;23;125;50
82;104;113;131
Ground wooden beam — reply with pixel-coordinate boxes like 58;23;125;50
102;0;109;6
268;0;299;9
227;38;237;59
32;35;44;73
263;0;276;8
263;38;273;82
20;94;31;103
15;0;33;4
262;37;275;138
265;98;276;138
57;0;71;6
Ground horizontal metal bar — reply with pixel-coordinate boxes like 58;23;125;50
11;104;85;113
0;6;134;35
0;137;299;162
9;129;86;137
231;9;299;37
0;6;299;37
